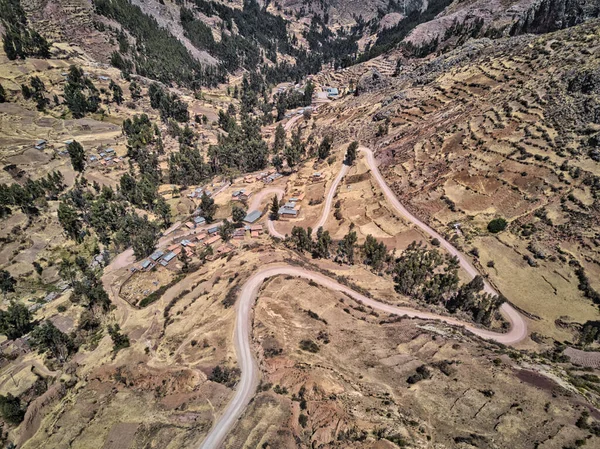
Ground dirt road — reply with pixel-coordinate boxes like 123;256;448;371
198;147;528;448
199;262;527;449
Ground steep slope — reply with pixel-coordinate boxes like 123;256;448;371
309;19;600;341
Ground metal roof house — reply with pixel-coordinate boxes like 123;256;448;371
150;250;164;261
279;206;299;217
243;210;262;223
161;251;177;265
194;216;206;225
326;87;339;96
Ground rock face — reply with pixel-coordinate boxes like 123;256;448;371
358;69;390;94
509;0;600;35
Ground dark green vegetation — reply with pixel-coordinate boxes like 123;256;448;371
30;320;75;362
286;230;504;326
0;301;33;340
62;66;101;118
0;393;25;425
0;171;65;217
394;242;505;326
94;0;225;87
488;217;508;233
209;365;240;388
107;324;130;352
21;76;49;111
58;177;160;259
299;339;319;353
67;140;86;172
0;0;50;60
358;0;454;62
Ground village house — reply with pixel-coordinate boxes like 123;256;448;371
311;172;323;182
149;250;164;262
243;210;262;224
160;251;177;266
250;224;263;238
279;204;300;218
194;216;206;226
35;139;47;150
233;228;246;240
204;234;222;247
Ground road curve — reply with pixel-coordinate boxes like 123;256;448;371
198;146;528;448
199;263;527;449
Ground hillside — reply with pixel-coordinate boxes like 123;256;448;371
307;19;600;342
1;0;600;448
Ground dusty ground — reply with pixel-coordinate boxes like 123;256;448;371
224;274;599;448
307;21;600;346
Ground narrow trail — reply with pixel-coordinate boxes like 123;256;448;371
198;147;528;449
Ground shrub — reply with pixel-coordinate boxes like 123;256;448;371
299;339;319;353
487;218;507;233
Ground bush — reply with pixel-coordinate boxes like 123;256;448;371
487;218;507;233
299;413;308;428
299;339;319;353
0;393;24;425
407;365;431;384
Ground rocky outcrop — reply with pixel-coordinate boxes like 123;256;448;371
509;0;600;35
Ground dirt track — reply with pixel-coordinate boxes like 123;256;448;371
198;147;528;449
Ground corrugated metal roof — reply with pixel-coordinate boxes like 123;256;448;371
244;210;262;223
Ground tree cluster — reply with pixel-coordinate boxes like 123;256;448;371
148;83;189;123
1;0;50;60
95;0;225;87
63;66;101;118
0;171;65;217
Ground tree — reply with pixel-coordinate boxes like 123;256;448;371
232;205;246;224
273;123;285;153
129;81;142;99
29;320;75;362
58;201;82;242
0;270;16;299
0;83;7;103
219;219;234;242
200;191;217;223
155;197;172;228
0;302;33;340
318;135;332;160
312;227;332;259
67;140;85;172
0;393;25;425
345;141;358;165
487;218;507;233
130;216;159;259
270;195;279;220
272;154;283;172
180;248;191;273
303;81;315;105
110;80;123;105
289;226;313;252
363;234;387;270
336;230;357;264
107;324;130;352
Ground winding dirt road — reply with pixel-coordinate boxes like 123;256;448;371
198;147;528;448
